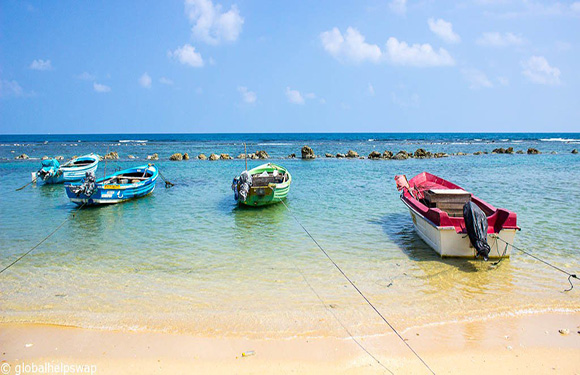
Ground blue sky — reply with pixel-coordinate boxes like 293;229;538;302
1;0;579;133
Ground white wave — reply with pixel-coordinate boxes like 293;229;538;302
540;138;580;142
119;139;148;143
256;142;292;146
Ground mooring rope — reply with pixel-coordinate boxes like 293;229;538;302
0;202;87;275
493;236;578;292
157;167;174;188
280;240;393;374
281;200;436;375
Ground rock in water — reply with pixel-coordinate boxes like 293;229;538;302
516;150;524;154
492;148;506;154
572;149;578;154
336;153;345;158
183;153;189;160
325;153;334;158
41;155;49;160
287;153;296;158
527;148;540;154
147;153;159;160
473;151;483;155
209;153;219;161
414;148;431;158
128;155;136;159
237;154;246;159
368;151;382;159
15;154;29;160
198;154;207;160
346;150;358;158
506;147;514;154
382;151;393;159
169;153;183;161
104;151;119;160
434;152;448;158
220;153;233;160
392;151;409;160
301;146;315;159
255;150;269;159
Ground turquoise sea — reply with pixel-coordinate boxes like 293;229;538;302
1;133;579;338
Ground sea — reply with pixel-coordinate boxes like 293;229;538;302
1;133;579;338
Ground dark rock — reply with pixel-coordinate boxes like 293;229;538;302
336;153;345;158
414;148;432;158
473;151;483;155
346;150;358;158
516;150;524;154
325;153;334;158
287;153;296;158
392;151;409;160
368;151;382;159
169;153;183;161
183;153;189;160
492;148;506;154
301;146;316;159
527;148;540;154
255;150;269;159
572;149;578;154
383;150;393;159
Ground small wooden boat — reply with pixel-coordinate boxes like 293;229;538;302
395;172;519;259
232;163;291;206
36;154;99;184
65;164;158;205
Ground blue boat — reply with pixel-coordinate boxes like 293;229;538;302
36;154;99;184
65;164;158;205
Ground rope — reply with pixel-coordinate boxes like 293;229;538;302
281;200;436;375
0;202;87;275
493;236;578;292
157;167;174;188
16;177;38;191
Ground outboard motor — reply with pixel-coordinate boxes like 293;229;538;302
71;171;97;197
37;159;60;181
237;170;252;202
463;201;491;261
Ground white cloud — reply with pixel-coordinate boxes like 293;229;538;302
159;77;174;85
497;76;509;86
76;72;96;81
368;83;375;96
461;68;493;89
477;32;524;47
93;82;111;93
320;27;381;64
237;86;256;104
139;73;152;88
428;18;460;44
389;0;407;15
30;59;52;71
169;44;204;67
521;56;561;85
185;0;244;45
385;37;455;67
0;80;24;98
285;87;304;105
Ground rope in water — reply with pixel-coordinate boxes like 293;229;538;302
279;234;393;374
0;202;87;275
281;200;436;375
493;236;578;292
157;168;174;188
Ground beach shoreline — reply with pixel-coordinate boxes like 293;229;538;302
2;312;579;374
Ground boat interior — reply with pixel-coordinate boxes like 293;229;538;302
63;158;95;167
103;171;153;185
251;170;288;186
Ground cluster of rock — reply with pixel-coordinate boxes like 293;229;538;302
169;153;190;161
491;147;541;155
102;151;119;160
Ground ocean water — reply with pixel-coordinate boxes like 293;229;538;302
1;133;579;339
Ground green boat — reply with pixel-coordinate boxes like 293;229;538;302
232;163;292;206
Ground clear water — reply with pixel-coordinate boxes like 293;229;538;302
1;133;579;338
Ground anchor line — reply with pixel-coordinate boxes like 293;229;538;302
493;236;578;292
281;200;436;375
0;202;87;275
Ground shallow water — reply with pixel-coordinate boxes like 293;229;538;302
1;133;579;338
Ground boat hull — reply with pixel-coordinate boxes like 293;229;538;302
39;154;99;184
65;165;157;206
234;163;291;207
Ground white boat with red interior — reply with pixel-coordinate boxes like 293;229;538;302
395;172;519;259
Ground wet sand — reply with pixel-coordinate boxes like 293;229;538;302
1;312;579;374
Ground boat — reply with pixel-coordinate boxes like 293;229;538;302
65;164;158;205
395;172;519;259
35;154;99;184
232;163;291;206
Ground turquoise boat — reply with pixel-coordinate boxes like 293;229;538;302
232;163;291;206
36;154;99;184
65;164;158;206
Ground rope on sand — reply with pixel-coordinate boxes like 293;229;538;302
281;200;436;375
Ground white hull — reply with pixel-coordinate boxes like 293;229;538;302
403;200;516;258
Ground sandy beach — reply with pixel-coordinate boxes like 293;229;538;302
2;312;579;374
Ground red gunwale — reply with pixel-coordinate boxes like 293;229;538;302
400;172;518;234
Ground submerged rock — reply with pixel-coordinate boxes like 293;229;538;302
434;152;448;158
198;153;207;160
516;150;524;154
325;153;334;158
147;153;159;160
368;151;382;159
287;153;296;158
527;148;540;154
456;152;467;156
255;150;269;159
209;153;219;161
336;153;345;158
473;151;483;155
169;153;183;161
346;150;358;158
15;153;29;160
301;146;315;159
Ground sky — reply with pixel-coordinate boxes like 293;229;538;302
1;0;579;134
